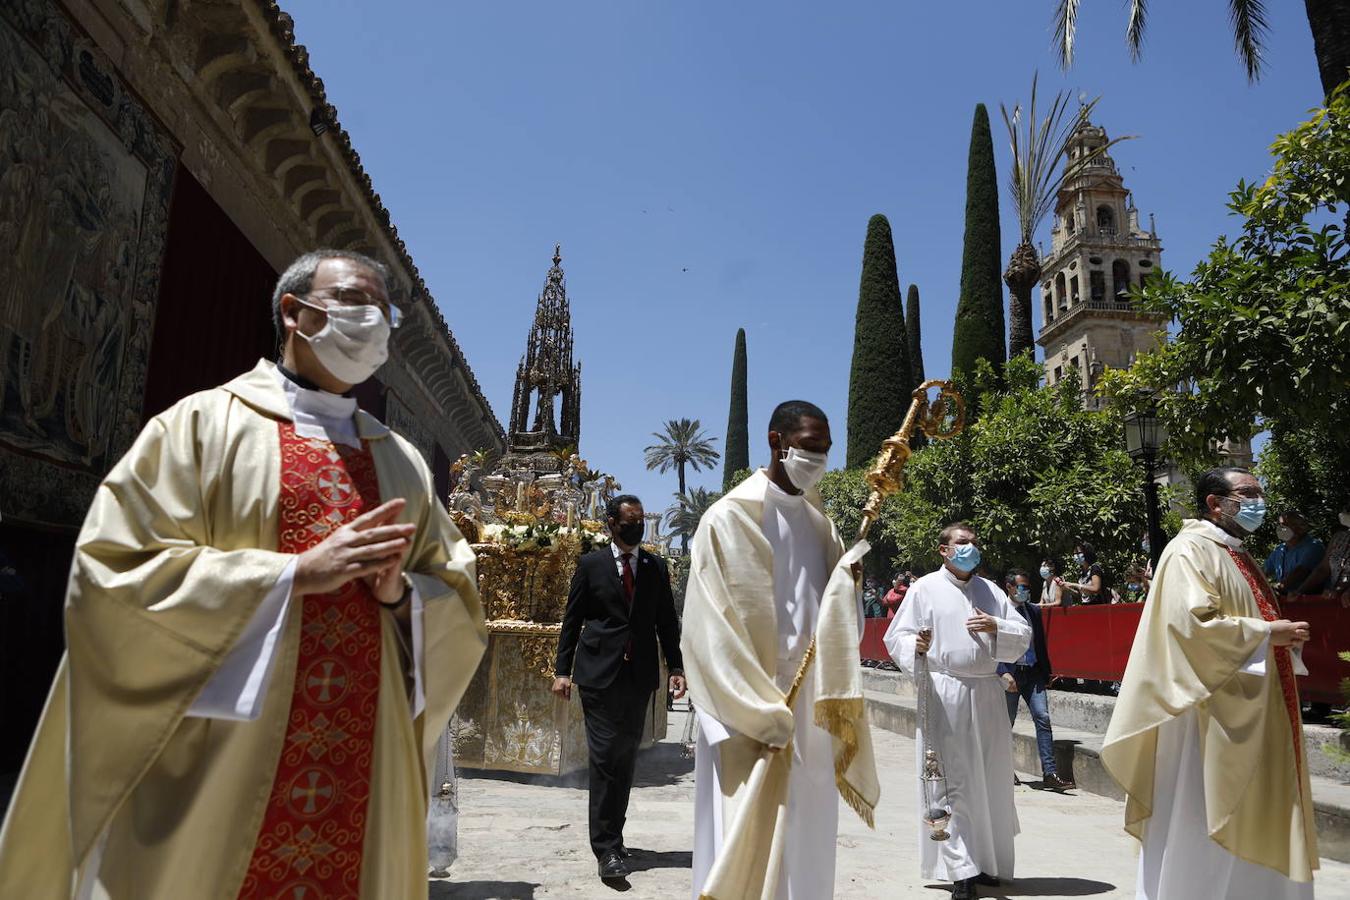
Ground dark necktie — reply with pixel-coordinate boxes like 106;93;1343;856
621;553;636;604
621;553;636;661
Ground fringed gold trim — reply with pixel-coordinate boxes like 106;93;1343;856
815;697;876;828
784;636;816;706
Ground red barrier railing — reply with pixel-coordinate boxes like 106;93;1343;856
859;596;1349;706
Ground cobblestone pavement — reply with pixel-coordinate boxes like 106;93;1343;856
434;705;1350;899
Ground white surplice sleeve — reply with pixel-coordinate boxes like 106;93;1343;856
988;593;1033;664
1239;635;1309;677
188;558;296;721
410;583;426;717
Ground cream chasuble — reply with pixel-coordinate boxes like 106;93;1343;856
1102;518;1318;892
883;568;1031;883
681;470;878;900
0;359;488;900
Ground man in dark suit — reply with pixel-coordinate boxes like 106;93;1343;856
999;570;1073;790
552;494;687;881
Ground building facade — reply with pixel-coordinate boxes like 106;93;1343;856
0;0;505;775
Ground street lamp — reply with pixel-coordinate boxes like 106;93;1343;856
1124;395;1167;570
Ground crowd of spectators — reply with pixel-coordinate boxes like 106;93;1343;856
861;502;1350;621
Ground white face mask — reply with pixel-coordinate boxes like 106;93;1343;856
1276;524;1295;542
296;299;390;385
780;446;828;492
1340;511;1350;528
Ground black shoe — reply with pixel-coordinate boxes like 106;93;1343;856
1043;772;1075;791
952;877;976;899
598;850;628;880
973;873;1000;886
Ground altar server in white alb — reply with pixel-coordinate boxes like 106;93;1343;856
683;400;877;900
884;522;1032;900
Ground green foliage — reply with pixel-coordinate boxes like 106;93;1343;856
1100;85;1350;519
726;467;755;490
723;329;750;490
818;354;1147;584
1256;425;1349;539
665;487;722;547
645;418;721;550
847;214;913;469
952;104;1008;381
906;284;926;384
1330;650;1350;764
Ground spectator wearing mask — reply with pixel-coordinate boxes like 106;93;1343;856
1263;510;1325;597
1121;565;1148;604
997;571;1072;791
881;573;908;619
1295;506;1350;605
1037;559;1063;607
1059;542;1109;604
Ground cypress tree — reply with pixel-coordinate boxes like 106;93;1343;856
951;103;1007;379
723;328;749;490
846;214;912;469
906;284;926;385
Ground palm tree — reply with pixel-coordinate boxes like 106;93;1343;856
665;487;721;549
644;419;720;550
1000;75;1132;357
1053;0;1350;100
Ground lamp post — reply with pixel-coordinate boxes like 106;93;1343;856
1124;396;1167;570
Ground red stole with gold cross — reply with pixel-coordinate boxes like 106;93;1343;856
237;423;383;899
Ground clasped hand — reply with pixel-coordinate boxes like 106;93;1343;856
294;498;415;605
966;609;998;634
1269;619;1311;647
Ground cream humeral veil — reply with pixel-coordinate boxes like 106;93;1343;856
681;470;879;900
1101;518;1317;881
0;360;487;899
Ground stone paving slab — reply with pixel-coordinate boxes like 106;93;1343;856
433;707;1350;898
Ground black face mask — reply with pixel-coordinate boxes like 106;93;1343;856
615;521;645;547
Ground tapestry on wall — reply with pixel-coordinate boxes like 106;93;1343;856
0;0;177;528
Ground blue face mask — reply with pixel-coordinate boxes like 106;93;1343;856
1227;496;1267;533
1038;566;1051;579
1014;584;1031;602
946;543;981;574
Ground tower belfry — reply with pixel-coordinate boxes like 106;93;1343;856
1036;119;1166;409
508;245;582;452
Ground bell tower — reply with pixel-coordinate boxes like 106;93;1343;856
1036;119;1167;410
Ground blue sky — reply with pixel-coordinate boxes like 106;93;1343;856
287;1;1321;515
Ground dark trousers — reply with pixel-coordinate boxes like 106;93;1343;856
578;671;653;859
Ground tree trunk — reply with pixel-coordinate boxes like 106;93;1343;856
1003;241;1041;358
1306;0;1350;99
677;461;688;551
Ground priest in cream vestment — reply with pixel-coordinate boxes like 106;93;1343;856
0;250;487;899
1102;467;1317;900
884;522;1031;900
682;401;878;900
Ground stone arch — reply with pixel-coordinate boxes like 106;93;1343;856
1112;259;1131;298
1097;205;1115;233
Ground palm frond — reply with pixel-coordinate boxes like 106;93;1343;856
1054;0;1082;69
1125;0;1148;61
1000;74;1136;247
643;417;720;472
1228;0;1269;82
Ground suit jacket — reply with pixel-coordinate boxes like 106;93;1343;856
997;601;1053;685
554;546;683;692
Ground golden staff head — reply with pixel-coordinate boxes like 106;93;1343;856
858;379;965;539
